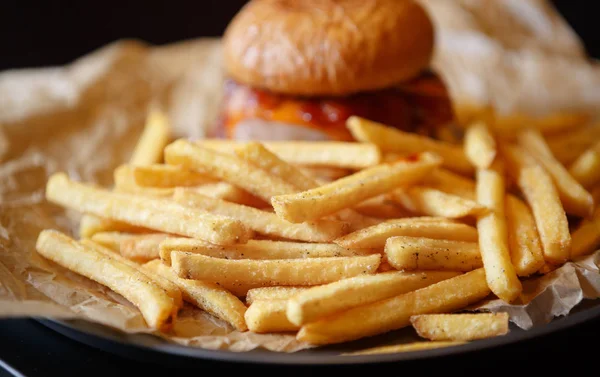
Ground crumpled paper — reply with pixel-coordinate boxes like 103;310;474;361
1;0;600;353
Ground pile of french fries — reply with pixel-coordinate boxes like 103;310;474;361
35;108;600;354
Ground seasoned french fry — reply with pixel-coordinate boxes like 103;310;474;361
568;140;600;189
143;260;248;331
81;239;183;309
197;140;381;169
234;142;317;191
517;128;593;217
425;169;476;200
464;121;496;169
171;251;381;286
410;313;509;341
347;116;473;174
344;341;466;355
120;234;170;262
287;271;460;326
297;269;490;345
165;139;297;202
505;195;545;276
191;182;266;207
353;194;413;219
159;237;373;265
299;166;350;182
46;173;252;245
335;218;477;249
130;164;214;188
114;165;174;197
571;197;600;258
173;189;348;242
90;231;135;252
36;230;177;330
385;237;481;271
272;153;441;223
475;164;522;302
392;187;488;219
79;215;149;239
246;287;308;305
129;109;171;166
245;300;298;333
546;122;600;165
502;145;571;264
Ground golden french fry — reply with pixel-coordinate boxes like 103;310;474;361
245;287;308;305
464;121;496;169
46;173;252;245
129;109;171;166
344;341;466;355
546;122;600;165
191;182;266;208
505;195;545;276
234;142;318;191
385;237;481;271
298;166;351;182
165;139;297;202
130;164;214;188
36;230;177;330
159;237;373;265
517;128;593;217
120;234;170;262
475;165;522;302
143;260;248;331
297;269;490;345
410;313;509;341
173;189;349;242
425;169;476;200
114;165;175;197
568;140;600;189
353;194;413;219
197;140;381;169
79;215;150;239
502;145;571;264
571;200;600;258
171;251;381;287
272;153;441;223
287;271;460;326
347;116;473;175
392;187;488;219
90;231;135;252
245;300;298;333
81;239;183;309
335;218;477;249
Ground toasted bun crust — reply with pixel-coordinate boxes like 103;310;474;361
223;0;434;96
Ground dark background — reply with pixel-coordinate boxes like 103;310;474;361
0;1;599;71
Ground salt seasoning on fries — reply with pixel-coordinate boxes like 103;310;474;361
385;237;482;271
505;195;545;276
246;287;308;305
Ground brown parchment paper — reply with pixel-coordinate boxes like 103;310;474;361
1;0;600;353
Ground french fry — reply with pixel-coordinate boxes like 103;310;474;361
246;287;308;305
517;128;593;217
143;260;248;331
171;251;381;286
505;195;545;276
129;109;171;166
410;313;509;341
191;182;266;208
81;239;183;309
546;122;600;165
296;268;490;345
234;142;317;191
464;121;496;169
90;231;135;252
114;165;175;197
571;195;600;258
245;300;298;333
272;153;442;223
335;218;478;249
568;140;600;189
46;173;252;245
298;166;350;182
120;234;170;262
425;169;476;200
346;116;473;175
353;194;413;219
197;140;381;169
385;237;482;271
159;237;373;265
392;187;487;219
502;145;571;264
165;139;297;202
344;341;466;355
130;164;214;188
286;271;460;326
173;189;348;242
538;262;559;275
79;215;149;239
36;230;177;330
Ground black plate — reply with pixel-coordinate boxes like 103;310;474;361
37;298;600;365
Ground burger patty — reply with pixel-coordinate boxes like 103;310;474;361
214;74;454;141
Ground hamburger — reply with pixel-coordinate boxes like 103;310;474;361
215;0;454;141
